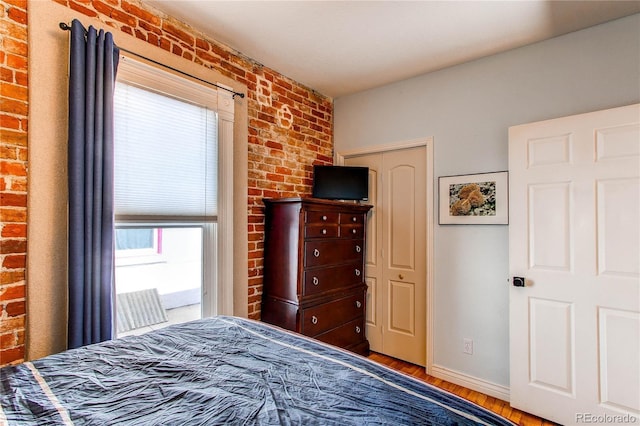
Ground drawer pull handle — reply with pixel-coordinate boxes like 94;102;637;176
356;301;362;308
322;229;327;235
322;215;327;221
355;245;361;253
311;316;318;325
355;326;361;334
352;217;357;222
313;249;320;258
352;229;357;234
355;269;361;277
312;276;319;286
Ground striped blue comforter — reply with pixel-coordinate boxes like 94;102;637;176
0;316;514;425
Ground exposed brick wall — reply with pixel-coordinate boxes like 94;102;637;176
0;0;333;365
0;0;29;366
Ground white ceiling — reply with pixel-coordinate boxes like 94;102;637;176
144;1;640;98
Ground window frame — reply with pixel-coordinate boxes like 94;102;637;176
114;55;235;318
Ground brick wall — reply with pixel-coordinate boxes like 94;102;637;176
0;0;333;365
0;0;28;366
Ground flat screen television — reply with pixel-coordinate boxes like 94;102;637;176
312;165;369;201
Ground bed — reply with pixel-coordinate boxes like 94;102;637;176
0;316;514;425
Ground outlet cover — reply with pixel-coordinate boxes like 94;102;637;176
463;338;473;355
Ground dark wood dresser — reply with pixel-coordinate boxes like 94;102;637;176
261;197;372;355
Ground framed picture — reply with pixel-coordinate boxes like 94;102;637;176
438;171;508;225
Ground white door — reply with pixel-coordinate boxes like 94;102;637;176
346;146;427;366
509;104;640;425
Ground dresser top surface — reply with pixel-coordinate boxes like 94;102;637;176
263;197;372;211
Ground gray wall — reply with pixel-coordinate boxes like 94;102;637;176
334;14;640;387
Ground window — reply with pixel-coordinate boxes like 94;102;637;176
116;228;157;252
115;228;162;267
113;56;234;336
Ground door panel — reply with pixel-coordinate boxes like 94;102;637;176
346;154;383;351
528;182;571;270
389;165;416;269
388;279;415;334
598;308;640;413
528;298;575;396
509;104;640;424
597;178;639;276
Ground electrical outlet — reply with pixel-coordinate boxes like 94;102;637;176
463;338;473;355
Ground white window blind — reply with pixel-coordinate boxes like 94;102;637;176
114;82;218;219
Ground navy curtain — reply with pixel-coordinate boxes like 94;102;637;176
67;19;120;349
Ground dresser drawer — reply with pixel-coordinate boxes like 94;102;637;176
339;224;364;239
304;239;364;267
303;262;363;296
305;224;339;239
339;212;365;225
314;318;365;348
306;210;339;225
301;292;365;336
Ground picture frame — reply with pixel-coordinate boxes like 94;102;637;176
438;171;508;225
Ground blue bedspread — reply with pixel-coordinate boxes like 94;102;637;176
0;316;514;425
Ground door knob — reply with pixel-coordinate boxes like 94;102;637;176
513;277;526;287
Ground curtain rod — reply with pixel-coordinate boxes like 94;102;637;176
59;22;245;99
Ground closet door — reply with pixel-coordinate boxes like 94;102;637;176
346;145;426;366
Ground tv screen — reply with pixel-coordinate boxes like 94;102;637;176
312;165;369;201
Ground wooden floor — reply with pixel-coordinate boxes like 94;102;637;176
368;352;558;426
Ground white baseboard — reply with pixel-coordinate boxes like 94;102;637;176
429;364;510;402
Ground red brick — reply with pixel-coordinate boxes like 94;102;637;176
162;21;194;46
1;223;26;238
92;0;114;16
14;71;27;86
0;130;26;146
209;44;231;61
0;161;26;176
134;28;146;41
139;20;161;35
196;38;210;51
7;7;27;24
2;20;28;41
120;25;133;36
0;346;24;365
0;239;27;256
0;208;26;223
0;193;26;207
0;114;21;129
122;1;160;25
2;38;27;58
196;49;221;65
6;53;27;70
110;9;137;27
4;301;25;317
4;0;27;8
0;284;26;301
0;98;28;116
0;270;25;285
2;254;25;269
0;68;13;83
0;332;17;349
